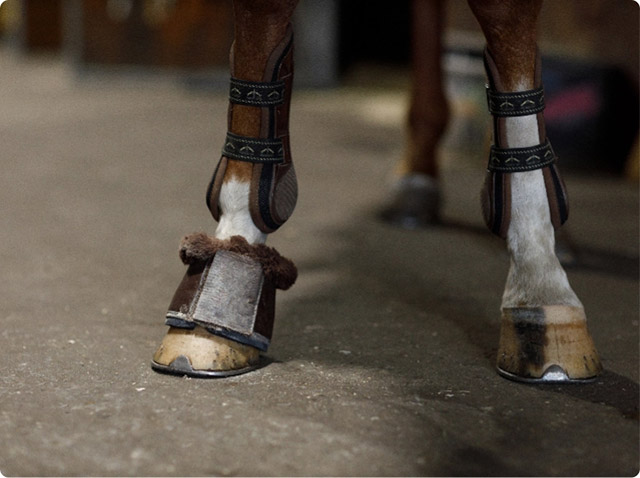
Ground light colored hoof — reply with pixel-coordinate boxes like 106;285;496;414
497;306;602;383
151;326;260;378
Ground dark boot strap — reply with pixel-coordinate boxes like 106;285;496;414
229;78;286;107
486;87;545;117
222;132;285;164
488;139;556;173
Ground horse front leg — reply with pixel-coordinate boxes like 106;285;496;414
382;0;449;228
468;0;601;381
152;0;299;377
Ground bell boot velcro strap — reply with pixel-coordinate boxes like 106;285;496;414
222;132;285;164
229;77;286;107
486;86;545;117
191;250;270;351
488;140;556;173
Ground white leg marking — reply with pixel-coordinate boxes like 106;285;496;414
214;179;267;245
501;105;581;308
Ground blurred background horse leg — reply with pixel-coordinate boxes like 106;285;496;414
381;0;449;228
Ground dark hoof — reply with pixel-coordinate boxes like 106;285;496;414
379;174;440;229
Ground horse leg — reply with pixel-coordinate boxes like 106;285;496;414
152;0;299;377
468;0;601;381
381;0;449;228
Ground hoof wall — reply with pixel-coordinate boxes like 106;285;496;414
151;326;260;379
497;364;597;384
497;306;602;382
151;355;258;378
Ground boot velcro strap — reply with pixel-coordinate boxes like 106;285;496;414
222;132;284;164
229;77;286;106
488;140;556;173
166;251;271;351
487;86;545;117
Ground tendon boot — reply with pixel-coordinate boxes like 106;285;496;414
207;25;297;234
481;49;602;382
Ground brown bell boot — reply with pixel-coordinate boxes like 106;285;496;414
152;233;296;378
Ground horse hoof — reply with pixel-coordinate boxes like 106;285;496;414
151;326;260;378
380;173;440;229
496;306;602;383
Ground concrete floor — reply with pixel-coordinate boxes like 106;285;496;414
0;52;638;477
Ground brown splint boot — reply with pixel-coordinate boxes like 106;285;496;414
152;233;297;378
497;306;602;383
